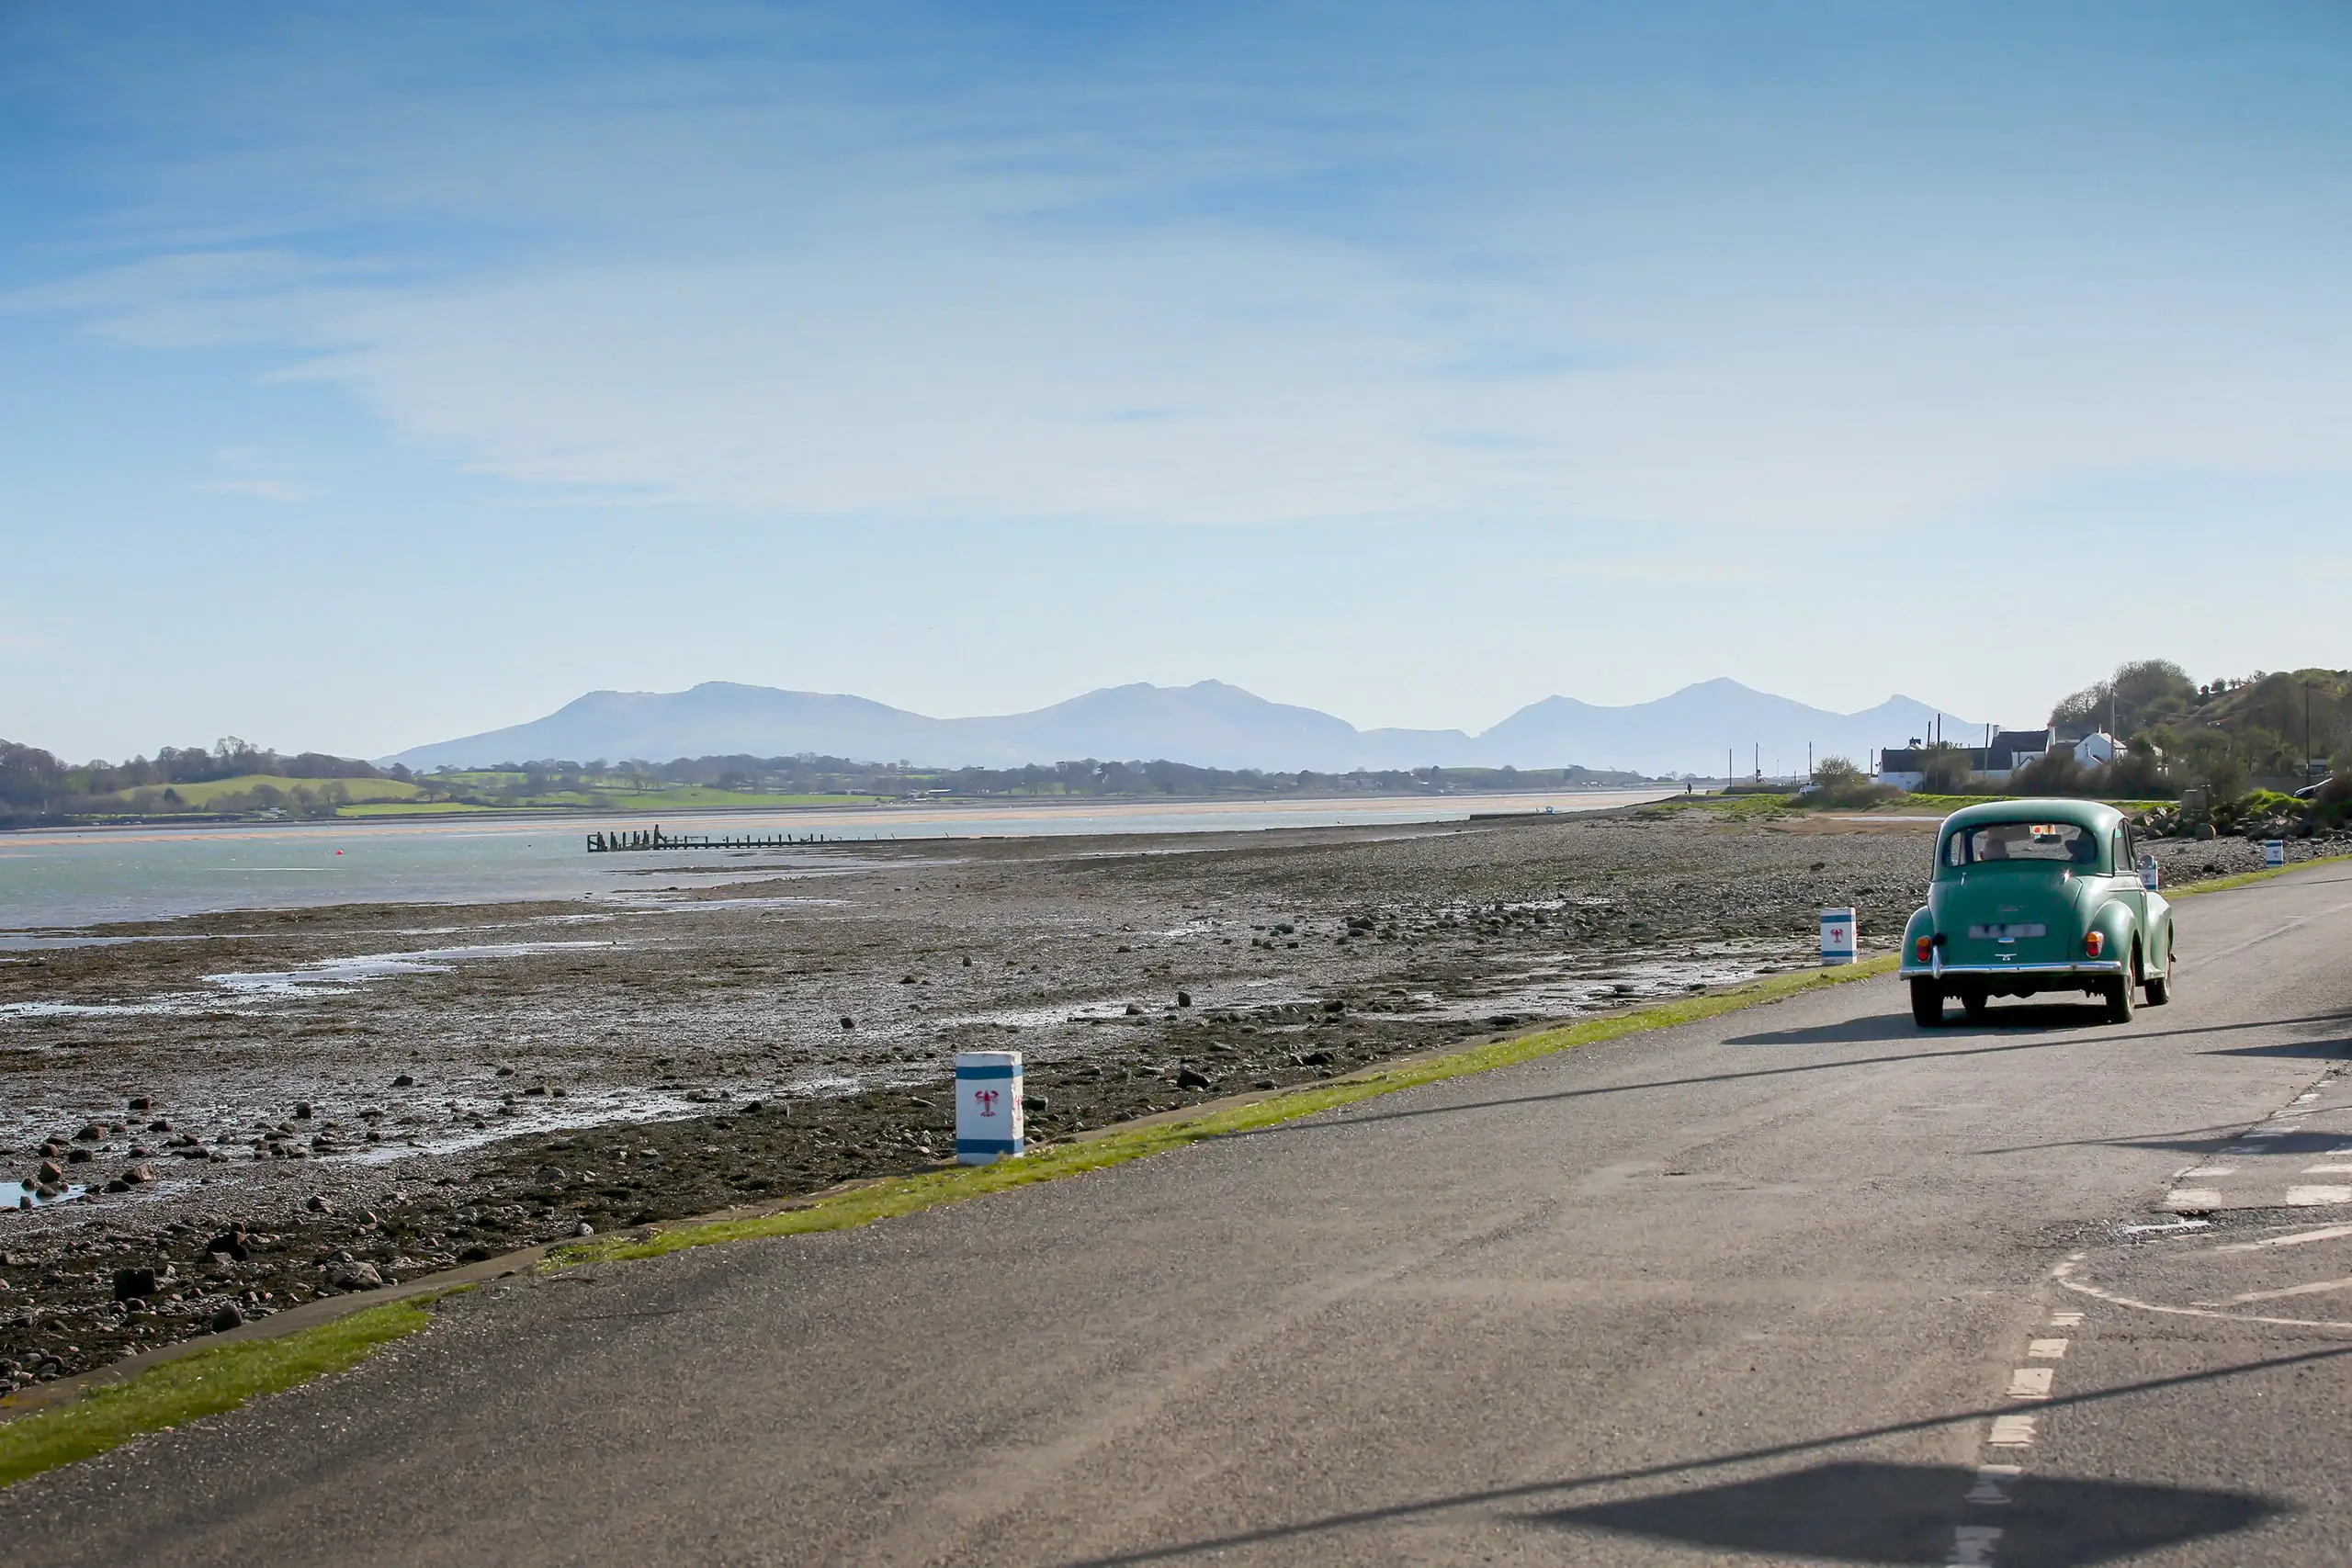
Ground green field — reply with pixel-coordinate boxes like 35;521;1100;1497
95;774;425;809
587;787;880;809
335;800;496;817
423;773;881;811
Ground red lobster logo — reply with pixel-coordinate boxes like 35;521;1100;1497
973;1089;1001;1118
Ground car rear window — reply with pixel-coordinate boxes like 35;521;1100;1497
1945;821;2098;867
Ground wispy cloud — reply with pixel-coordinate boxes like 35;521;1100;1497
196;446;317;504
8;4;2350;532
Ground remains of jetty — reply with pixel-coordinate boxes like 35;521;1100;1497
586;825;836;852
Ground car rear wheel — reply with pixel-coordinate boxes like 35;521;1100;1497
1911;980;1945;1027
2145;973;2171;1005
2104;974;2135;1024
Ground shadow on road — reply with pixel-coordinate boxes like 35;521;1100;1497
1231;1033;2074;1139
1044;1348;2334;1567
1726;1004;2108;1045
1539;1459;2273;1566
1227;1008;2347;1145
2205;1036;2352;1060
1727;1009;2351;1051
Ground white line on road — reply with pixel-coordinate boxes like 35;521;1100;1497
1963;1463;2022;1506
2006;1367;2054;1399
2026;1338;2067;1359
1986;1414;2038;1446
2215;1222;2352;1252
2048;1311;2084;1326
2166;1189;2222;1208
2283;1185;2352;1206
1948;1523;2004;1564
2200;1276;2352;1307
2302;1163;2352;1174
2179;1166;2236;1178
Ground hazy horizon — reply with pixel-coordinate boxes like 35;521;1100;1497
6;3;2348;759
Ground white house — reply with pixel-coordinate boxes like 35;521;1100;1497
2071;730;2120;767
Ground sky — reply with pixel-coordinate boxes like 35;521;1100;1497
4;1;2349;762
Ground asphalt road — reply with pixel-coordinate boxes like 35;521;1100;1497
7;865;2352;1567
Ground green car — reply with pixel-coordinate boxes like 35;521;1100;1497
1900;798;2174;1027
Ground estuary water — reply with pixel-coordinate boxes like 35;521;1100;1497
0;788;1672;933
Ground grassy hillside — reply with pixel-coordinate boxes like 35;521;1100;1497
97;774;425;809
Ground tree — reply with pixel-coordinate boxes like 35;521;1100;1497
2050;659;2194;735
1813;755;1867;792
1919;746;1975;794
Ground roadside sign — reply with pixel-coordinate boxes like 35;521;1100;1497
1819;908;1857;965
2264;840;2287;869
956;1052;1024;1164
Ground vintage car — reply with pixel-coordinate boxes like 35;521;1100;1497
1900;798;2173;1026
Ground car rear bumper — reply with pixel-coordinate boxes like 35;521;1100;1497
1901;960;2127;980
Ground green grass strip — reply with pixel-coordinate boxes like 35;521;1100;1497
559;954;1902;1268
0;1292;447;1490
2171;852;2352;898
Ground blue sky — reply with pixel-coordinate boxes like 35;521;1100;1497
5;1;2349;761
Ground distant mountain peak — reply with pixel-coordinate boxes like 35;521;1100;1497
384;677;1975;777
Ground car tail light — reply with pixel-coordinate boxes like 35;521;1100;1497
1916;935;1933;962
2085;931;2105;958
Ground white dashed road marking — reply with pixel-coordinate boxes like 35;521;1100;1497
2025;1338;2067;1359
1986;1413;2038;1447
2204;1276;2352;1307
2166;1189;2221;1209
1963;1463;2022;1505
1948;1523;2004;1564
2285;1185;2352;1206
2217;1222;2352;1252
2005;1367;2054;1400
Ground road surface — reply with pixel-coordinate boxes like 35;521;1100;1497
6;864;2352;1566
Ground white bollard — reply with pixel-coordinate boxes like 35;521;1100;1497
2264;840;2287;869
956;1051;1024;1165
1819;907;1857;965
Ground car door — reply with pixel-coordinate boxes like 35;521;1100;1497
2110;824;2147;965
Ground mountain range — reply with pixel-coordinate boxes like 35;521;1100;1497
383;679;1981;779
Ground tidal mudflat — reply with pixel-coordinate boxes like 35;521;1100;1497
0;804;2041;1388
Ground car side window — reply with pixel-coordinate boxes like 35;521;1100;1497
2111;829;2128;874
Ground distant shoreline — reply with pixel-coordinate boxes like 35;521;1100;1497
0;782;1682;837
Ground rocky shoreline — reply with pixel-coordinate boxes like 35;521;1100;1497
2;808;2334;1393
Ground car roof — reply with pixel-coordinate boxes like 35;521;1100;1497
1937;797;2125;834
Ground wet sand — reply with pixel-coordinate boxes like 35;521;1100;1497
0;807;2299;1391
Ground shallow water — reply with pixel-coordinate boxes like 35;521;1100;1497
0;790;1670;931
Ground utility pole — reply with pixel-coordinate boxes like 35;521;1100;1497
2307;681;2320;780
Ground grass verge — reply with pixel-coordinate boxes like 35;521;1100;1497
0;1292;450;1490
558;954;1902;1269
